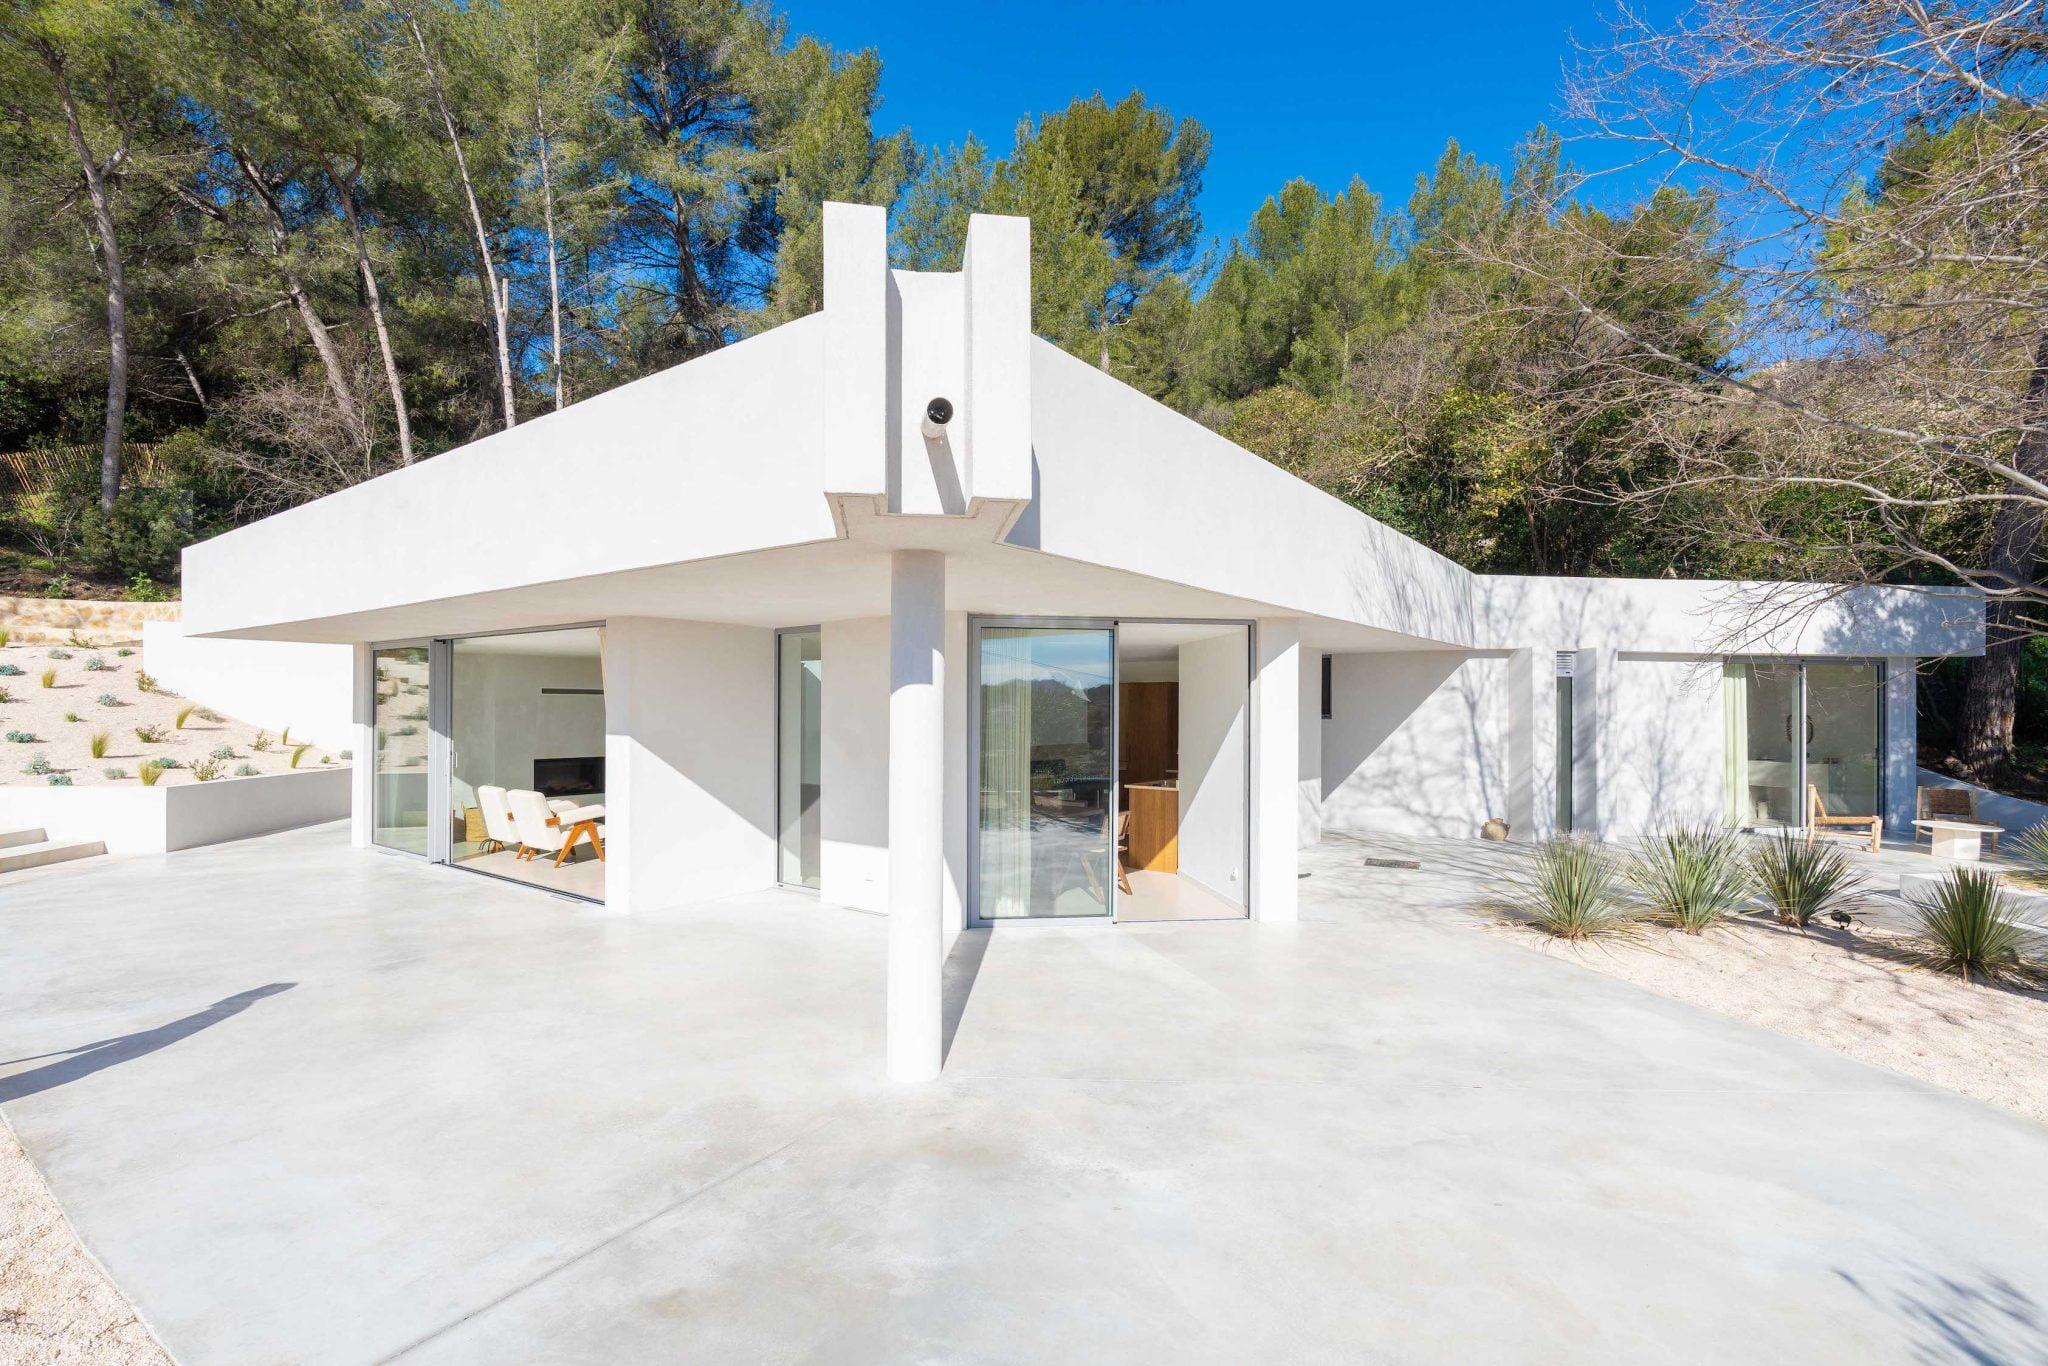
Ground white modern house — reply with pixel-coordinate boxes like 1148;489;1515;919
178;203;1982;1079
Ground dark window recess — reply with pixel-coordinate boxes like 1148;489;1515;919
540;687;603;696
1320;654;1334;720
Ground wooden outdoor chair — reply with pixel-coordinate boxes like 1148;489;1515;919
1916;785;2002;855
1807;784;1883;855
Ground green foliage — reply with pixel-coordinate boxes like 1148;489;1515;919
174;703;195;728
37;667;54;688
1913;869;2039;984
103;766;128;779
5;730;37;743
137;760;165;786
1508;837;1634;939
233;762;258;776
1748;833;1863;928
20;752;51;775
192;757;222;781
46;773;71;785
1628;826;1755;933
289;742;312;768
89;729;110;758
133;723;165;743
95;691;122;707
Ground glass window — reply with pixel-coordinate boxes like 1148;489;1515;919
372;646;431;854
778;629;822;888
1806;660;1883;821
1726;660;1801;827
977;626;1115;919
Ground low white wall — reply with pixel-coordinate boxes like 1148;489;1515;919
0;768;349;854
603;617;775;914
142;621;353;750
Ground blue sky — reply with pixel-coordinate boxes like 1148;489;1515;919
788;0;1610;247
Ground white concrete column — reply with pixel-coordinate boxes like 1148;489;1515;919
1253;620;1302;922
349;643;375;849
1884;657;1918;836
887;551;946;1081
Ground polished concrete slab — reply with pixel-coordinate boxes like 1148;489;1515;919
4;823;2047;1363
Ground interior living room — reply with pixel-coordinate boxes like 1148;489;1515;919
447;627;607;902
1114;622;1249;923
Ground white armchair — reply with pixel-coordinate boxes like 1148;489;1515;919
508;789;605;866
477;785;519;855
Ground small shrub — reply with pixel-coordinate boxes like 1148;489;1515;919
1914;869;2040;985
96;692;123;708
1749;832;1864;928
196;706;222;723
174;703;196;728
209;743;235;761
135;670;157;692
1628;826;1754;933
102;766;129;780
320;755;331;764
65;632;90;648
289;743;312;768
192;757;222;781
125;572;171;602
5;730;36;743
46;773;71;786
134;723;166;743
41;574;73;599
45;647;71;660
89;730;110;758
137;761;165;786
62;710;79;723
338;748;351;760
1508;837;1633;940
21;753;52;776
152;756;181;769
0;686;11;703
0;627;8;647
394;724;418;737
234;762;258;777
115;646;133;657
251;731;271;752
82;654;111;672
38;667;55;688
0;663;20;676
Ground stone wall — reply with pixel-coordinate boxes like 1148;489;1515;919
0;596;182;645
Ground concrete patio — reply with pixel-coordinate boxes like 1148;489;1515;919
4;823;2048;1363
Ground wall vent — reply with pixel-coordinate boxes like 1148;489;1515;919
1554;650;1576;678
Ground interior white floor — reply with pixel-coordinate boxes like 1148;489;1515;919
452;844;605;901
1116;869;1244;922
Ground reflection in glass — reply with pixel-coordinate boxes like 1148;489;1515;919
372;645;431;854
1806;661;1882;820
978;627;1115;918
778;629;822;888
449;628;606;900
1726;660;1800;826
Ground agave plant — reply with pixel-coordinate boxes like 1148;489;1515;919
1508;837;1634;940
1749;832;1864;928
1915;869;2039;985
2007;821;2048;891
1628;826;1754;933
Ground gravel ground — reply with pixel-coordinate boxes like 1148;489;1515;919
1502;912;2048;1127
0;640;346;787
0;1117;166;1365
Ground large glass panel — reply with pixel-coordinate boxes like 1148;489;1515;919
449;628;606;901
1806;660;1882;823
778;629;822;888
978;626;1115;919
372;646;431;854
1114;623;1250;922
1727;660;1800;826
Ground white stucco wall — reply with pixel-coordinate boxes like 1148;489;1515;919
1321;650;1513;839
1598;655;1726;838
0;768;348;854
142;621;353;750
1176;630;1249;905
603;617;775;914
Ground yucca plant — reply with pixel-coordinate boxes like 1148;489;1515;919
137;761;166;787
89;730;110;759
1628;826;1755;933
1915;869;2039;985
2007;821;2048;891
1749;832;1864;928
1508;837;1634;939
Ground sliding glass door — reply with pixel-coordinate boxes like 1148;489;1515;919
777;628;822;888
371;645;432;854
1725;659;1883;829
975;624;1116;920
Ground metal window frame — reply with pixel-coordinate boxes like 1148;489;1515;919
1727;655;1888;831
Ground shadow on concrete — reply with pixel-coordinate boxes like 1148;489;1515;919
0;983;295;1102
941;930;991;1063
1835;1263;2046;1365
